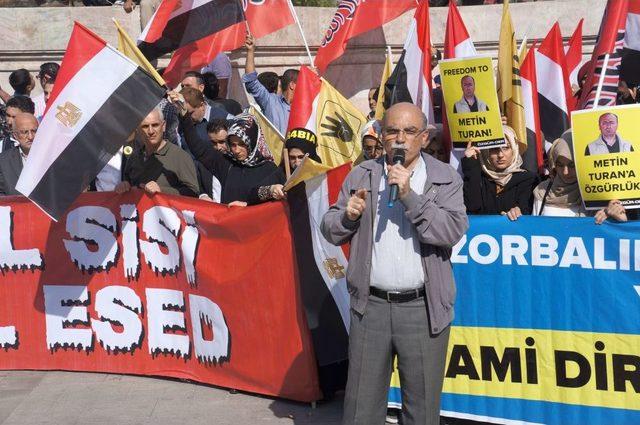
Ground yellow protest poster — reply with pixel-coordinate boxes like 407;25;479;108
440;56;505;149
571;104;640;210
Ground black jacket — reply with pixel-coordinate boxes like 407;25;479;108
181;116;284;204
0;147;23;196
462;156;537;215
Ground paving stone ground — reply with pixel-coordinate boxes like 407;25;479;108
0;370;342;425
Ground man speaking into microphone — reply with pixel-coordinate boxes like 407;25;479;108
321;103;468;425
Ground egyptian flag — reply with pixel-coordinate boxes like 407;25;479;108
443;0;476;169
444;1;476;59
622;1;640;86
285;160;351;367
385;0;433;122
16;23;165;220
565;19;584;89
579;0;629;109
314;0;415;74
535;23;573;143
138;0;294;86
521;42;545;174
287;66;365;169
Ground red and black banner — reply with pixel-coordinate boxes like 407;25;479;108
0;192;321;402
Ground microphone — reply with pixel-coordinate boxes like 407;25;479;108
387;147;406;208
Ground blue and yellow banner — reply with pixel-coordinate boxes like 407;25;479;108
442;216;640;424
392;216;640;424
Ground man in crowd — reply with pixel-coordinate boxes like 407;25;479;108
585;112;634;156
453;75;489;114
1;96;35;153
8;69;35;98
368;87;379;120
258;71;280;94
0;113;38;196
201;52;232;99
202;72;243;116
32;62;59;119
180;87;229;146
361;120;383;161
115;108;199;197
43;78;55;106
207;119;229;153
321;103;468;425
243;32;297;134
181;71;230;118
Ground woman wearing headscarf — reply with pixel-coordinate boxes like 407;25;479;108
532;137;585;217
533;132;630;223
462;125;538;220
180;110;284;205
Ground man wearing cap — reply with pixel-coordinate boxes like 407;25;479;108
358;120;383;164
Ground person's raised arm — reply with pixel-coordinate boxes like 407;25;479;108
245;32;256;75
461;141;483;214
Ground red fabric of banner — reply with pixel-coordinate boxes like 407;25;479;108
0;192;321;402
314;0;415;74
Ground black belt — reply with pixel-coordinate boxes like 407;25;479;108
370;286;425;303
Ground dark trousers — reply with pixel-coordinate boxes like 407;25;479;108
342;295;450;425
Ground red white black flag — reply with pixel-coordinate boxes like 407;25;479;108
579;0;629;109
287;163;352;367
16;23;165;220
622;1;640;86
139;0;294;86
314;0;415;74
385;0;433;123
521;43;544;174
565;19;584;88
535;23;573;142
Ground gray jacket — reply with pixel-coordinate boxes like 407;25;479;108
320;153;468;334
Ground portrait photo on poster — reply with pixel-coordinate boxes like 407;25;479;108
571;104;640;210
439;55;505;149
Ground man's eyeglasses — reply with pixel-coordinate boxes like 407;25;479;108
382;127;426;141
15;129;37;137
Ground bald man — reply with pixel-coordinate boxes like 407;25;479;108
585;112;634;156
116;108;199;197
0;113;38;195
453;75;489;114
321;103;468;425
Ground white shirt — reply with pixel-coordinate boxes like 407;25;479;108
370;157;427;291
95;149;123;192
211;175;222;203
532;198;584;217
32;93;46;120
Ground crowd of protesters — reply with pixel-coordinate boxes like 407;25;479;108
0;27;636;216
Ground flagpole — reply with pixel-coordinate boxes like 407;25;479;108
593;53;610;108
286;0;315;67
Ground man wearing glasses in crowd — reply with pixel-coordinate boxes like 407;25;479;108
321;103;468;425
0;113;38;195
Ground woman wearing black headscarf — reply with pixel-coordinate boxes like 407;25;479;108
181;110;284;205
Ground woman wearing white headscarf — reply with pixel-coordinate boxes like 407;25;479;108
533;132;629;223
462;125;538;220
